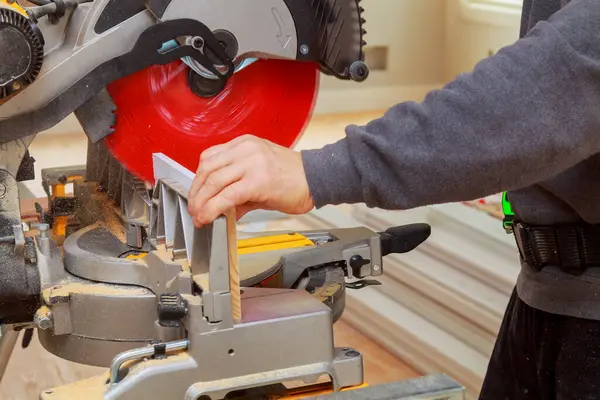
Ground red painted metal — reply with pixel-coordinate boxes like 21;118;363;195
104;59;320;182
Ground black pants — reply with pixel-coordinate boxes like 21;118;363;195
479;289;600;399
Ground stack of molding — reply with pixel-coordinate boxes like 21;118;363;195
272;203;520;399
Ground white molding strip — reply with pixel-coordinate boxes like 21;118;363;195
350;204;520;296
459;0;523;27
344;292;486;400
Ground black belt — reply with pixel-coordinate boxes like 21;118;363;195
513;222;600;274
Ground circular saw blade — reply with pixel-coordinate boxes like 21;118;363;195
104;59;320;183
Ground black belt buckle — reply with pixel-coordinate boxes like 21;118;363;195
513;223;539;270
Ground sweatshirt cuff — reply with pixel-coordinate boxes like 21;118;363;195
300;139;364;208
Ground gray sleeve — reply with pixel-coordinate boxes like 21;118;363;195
301;0;600;210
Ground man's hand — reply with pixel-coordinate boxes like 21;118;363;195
188;135;314;226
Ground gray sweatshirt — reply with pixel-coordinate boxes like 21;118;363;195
301;0;600;320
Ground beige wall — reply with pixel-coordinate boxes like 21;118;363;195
320;0;446;90
315;0;446;113
443;0;521;81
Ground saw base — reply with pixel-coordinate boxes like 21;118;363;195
2;141;439;399
40;287;362;400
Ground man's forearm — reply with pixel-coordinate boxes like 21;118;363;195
302;0;600;210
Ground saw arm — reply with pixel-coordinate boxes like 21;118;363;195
0;0;369;143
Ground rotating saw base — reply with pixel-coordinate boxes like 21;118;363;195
61;223;347;330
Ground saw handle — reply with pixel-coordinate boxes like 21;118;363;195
379;223;431;257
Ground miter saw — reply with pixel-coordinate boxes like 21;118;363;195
0;0;466;398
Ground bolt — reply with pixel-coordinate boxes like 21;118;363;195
373;264;381;272
191;37;204;50
345;350;360;358
300;44;309;55
12;81;21;91
0;183;6;199
34;310;53;330
33;223;49;238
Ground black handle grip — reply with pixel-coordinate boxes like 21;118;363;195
379;223;431;257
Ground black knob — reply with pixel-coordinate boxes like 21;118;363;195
349;255;370;278
349;61;369;82
157;293;188;328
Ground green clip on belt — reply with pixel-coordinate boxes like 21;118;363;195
502;192;515;233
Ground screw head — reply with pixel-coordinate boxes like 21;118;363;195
300;45;309;55
32;223;49;238
34;223;49;232
345;350;360;358
373;264;381;272
191;37;204;50
34;311;53;330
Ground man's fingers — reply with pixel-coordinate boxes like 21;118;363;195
189;135;257;206
189;163;247;217
189;151;234;204
193;182;250;226
199;135;254;161
198;140;233;161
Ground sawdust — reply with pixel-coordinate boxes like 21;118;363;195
40;373;108;400
100;199;127;242
43;281;149;303
36;305;52;318
155;243;191;271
